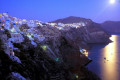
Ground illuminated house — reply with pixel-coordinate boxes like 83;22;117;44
4;42;14;57
4;42;21;63
10;27;17;33
27;20;37;27
3;41;21;63
0;34;7;43
22;19;27;24
34;34;45;42
56;27;64;30
12;23;21;32
2;13;9;17
35;21;43;27
10;33;24;43
58;23;65;27
18;20;23;25
26;33;34;41
0;15;5;23
22;29;28;33
49;23;57;27
4;20;11;30
13;17;19;23
80;48;88;57
0;25;4;31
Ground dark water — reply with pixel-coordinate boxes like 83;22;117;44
87;34;120;80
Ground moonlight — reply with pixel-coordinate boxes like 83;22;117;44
110;0;115;4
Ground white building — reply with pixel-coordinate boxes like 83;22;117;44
4;20;11;30
4;42;14;57
36;22;43;27
10;27;17;33
0;16;5;22
22;19;27;24
2;13;9;17
56;27;64;30
0;34;7;43
13;23;21;32
58;23;65;27
13;17;19;22
27;20;37;27
4;41;22;63
26;33;34;41
36;35;45;42
10;33;24;43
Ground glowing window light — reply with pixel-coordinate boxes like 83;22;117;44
27;35;32;39
2;24;5;26
23;19;26;21
75;74;79;79
13;52;15;56
16;21;18;24
10;28;16;33
84;50;88;57
84;51;88;57
0;28;3;30
82;22;86;26
31;34;33;36
55;58;59;62
80;48;88;57
76;26;80;28
41;45;47;51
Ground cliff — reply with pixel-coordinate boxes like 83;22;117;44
101;21;120;33
0;13;108;80
51;16;92;24
0;29;100;80
51;16;111;45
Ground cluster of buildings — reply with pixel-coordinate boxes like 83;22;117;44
0;13;89;63
47;21;87;30
0;13;45;63
80;48;88;57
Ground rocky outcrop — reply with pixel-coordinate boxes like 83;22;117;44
0;50;100;80
51;16;111;45
0;26;100;80
36;25;90;67
51;16;92;24
0;14;103;80
101;21;120;33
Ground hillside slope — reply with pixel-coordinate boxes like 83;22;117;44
101;21;120;33
51;16;111;44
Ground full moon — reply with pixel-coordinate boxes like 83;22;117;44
110;0;115;4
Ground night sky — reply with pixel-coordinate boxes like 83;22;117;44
0;0;120;23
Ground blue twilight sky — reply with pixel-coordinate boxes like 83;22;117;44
0;0;120;23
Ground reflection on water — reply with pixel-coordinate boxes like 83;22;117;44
87;35;120;80
102;35;119;80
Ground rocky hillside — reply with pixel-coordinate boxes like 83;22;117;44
0;13;110;80
101;21;120;33
51;16;111;45
51;16;92;24
0;26;100;80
